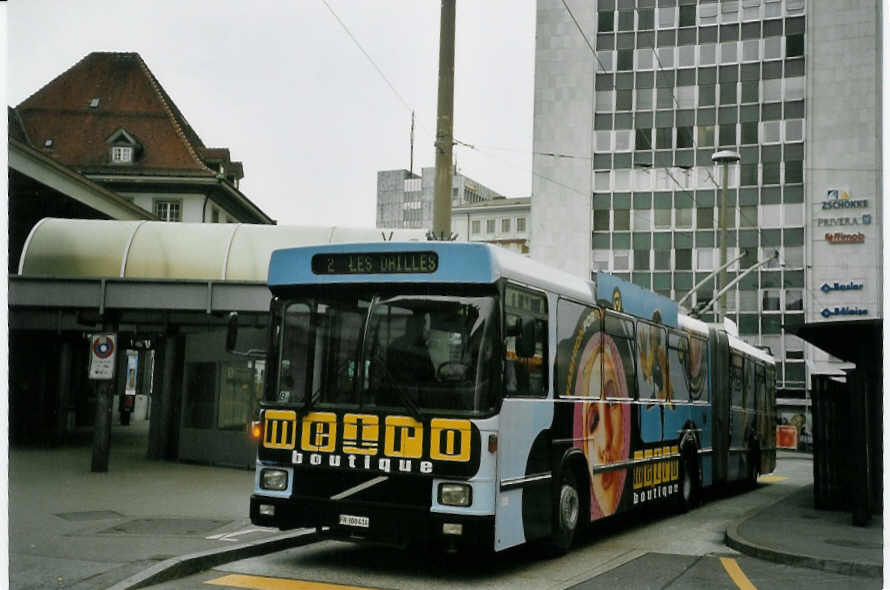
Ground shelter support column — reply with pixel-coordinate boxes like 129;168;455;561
848;367;873;526
148;331;180;460
54;339;73;443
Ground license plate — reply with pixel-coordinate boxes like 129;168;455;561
339;514;369;528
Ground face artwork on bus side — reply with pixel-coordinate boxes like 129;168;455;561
562;307;632;519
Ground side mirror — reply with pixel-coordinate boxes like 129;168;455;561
506;317;523;338
517;319;537;358
226;312;239;353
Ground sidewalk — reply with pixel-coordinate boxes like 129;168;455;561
727;467;883;578
9;422;314;590
10;433;882;589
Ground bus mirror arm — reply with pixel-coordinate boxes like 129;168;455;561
226;312;266;358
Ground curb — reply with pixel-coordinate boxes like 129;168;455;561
724;508;881;579
106;529;318;590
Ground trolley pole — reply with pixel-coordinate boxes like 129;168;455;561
432;0;456;240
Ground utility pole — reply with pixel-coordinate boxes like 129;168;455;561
432;0;456;240
409;110;415;176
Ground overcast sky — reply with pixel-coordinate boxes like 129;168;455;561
7;0;536;227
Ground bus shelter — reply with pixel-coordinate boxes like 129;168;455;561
9;218;426;467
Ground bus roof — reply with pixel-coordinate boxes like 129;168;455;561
268;241;596;302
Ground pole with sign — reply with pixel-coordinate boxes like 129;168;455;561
90;333;116;472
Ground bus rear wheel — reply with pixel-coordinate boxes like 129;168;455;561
547;470;580;555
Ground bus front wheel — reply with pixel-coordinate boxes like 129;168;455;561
547;470;580;555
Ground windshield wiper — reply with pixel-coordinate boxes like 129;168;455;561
300;359;351;417
371;351;424;423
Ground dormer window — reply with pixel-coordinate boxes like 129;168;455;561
111;146;133;163
105;127;142;165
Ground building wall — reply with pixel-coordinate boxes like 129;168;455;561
531;0;882;401
123;191;237;223
804;1;882;330
531;0;595;278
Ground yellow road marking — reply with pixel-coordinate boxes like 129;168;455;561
204;573;379;590
757;475;787;483
720;557;758;590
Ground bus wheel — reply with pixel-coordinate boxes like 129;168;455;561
746;445;760;489
676;452;699;513
548;469;580;555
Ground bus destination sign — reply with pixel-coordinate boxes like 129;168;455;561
312;251;439;275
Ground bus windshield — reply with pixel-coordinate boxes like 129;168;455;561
276;293;499;415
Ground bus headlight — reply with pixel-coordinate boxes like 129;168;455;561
438;483;472;507
260;469;288;491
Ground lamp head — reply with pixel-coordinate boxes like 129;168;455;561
711;150;741;164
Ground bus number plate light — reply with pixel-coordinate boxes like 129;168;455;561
442;523;463;535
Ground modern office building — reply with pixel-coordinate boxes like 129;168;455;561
531;0;882;423
376;166;505;229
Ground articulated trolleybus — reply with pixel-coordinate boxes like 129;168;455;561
249;241;776;553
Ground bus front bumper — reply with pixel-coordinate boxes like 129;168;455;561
250;494;494;551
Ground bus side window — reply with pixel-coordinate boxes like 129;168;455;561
743;356;755;412
604;311;636;400
504;285;548;397
730;353;744;408
555;299;602;397
668;330;689;402
637;319;668;401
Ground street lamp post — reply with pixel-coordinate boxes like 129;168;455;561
711;150;740;323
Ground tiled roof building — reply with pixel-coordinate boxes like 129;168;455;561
13;52;272;224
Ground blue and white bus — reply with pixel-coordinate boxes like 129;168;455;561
249;241;776;553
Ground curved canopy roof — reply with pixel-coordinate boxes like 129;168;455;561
19;218;428;281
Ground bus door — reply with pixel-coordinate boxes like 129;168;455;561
495;285;552;551
708;327;730;485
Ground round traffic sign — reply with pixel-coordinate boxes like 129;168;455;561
93;336;115;359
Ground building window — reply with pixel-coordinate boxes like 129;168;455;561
785;119;804;142
697;125;715;147
675;249;692;270
677;126;694;148
696;248;714;270
679;5;696;27
614;210;631;230
697;207;714;229
654;209;671;229
598;11;614;32
786;34;805;57
594;212;610;231
471;220;481;235
111;146;134;163
501;218;511;233
761;289;781;312
785;289;803;311
516;217;526;233
486;219;495;234
154;200;182;222
613;250;631;271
